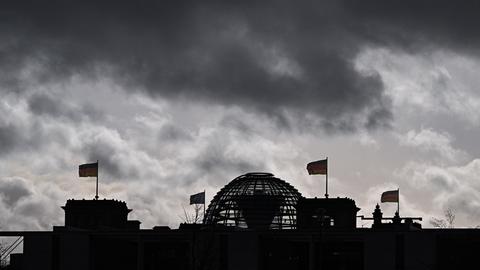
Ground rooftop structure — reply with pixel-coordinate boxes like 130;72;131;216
2;172;478;270
204;172;302;229
296;197;360;229
60;199;140;231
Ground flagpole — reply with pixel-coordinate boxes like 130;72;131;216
203;190;206;223
95;160;99;200
325;157;329;198
397;188;400;215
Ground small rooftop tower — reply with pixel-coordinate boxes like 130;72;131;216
296;197;360;229
62;199;140;230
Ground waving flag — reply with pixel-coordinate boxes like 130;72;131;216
79;162;98;177
307;159;328;175
381;190;399;203
190;191;205;205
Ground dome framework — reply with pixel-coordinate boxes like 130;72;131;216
204;173;302;229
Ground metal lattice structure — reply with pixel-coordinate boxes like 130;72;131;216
204;172;302;229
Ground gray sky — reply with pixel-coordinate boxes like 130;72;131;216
2;0;480;229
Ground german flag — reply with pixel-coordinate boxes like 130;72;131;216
307;159;327;175
79;162;98;177
190;191;205;205
381;190;399;203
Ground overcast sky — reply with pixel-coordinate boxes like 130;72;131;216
2;0;480;229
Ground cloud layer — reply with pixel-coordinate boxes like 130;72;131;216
0;0;398;131
2;1;480;229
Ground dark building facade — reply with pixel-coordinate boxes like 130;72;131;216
204;173;302;229
296;197;360;229
2;172;480;270
62;199;140;231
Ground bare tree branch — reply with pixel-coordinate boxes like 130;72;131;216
429;208;455;228
445;209;455;228
180;204;204;224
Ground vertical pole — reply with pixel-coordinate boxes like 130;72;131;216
95;160;99;200
397;188;400;215
203;190;206;224
325;157;329;198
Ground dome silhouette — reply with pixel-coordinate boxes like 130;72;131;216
204;172;302;229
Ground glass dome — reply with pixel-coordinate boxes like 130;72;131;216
204;172;302;229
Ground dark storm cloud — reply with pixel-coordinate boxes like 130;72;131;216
0;176;64;230
197;150;258;178
2;1;480;131
219;115;253;135
28;92;104;122
343;1;480;53
0;98;73;157
0;124;20;155
84;140;139;180
158;124;193;142
0;119;49;157
0;178;32;206
194;137;265;185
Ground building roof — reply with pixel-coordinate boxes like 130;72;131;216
204;172;302;229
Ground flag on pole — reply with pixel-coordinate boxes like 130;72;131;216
190;191;205;205
79;162;98;177
381;190;399;203
307;159;328;175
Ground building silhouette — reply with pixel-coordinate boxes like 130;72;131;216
2;172;480;269
204;173;301;229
